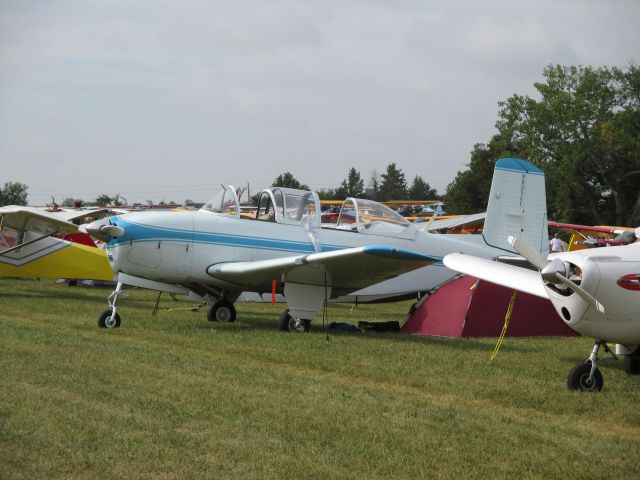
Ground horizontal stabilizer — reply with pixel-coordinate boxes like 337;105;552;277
443;253;548;299
208;246;438;293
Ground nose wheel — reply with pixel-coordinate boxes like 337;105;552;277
567;361;603;391
567;340;608;391
98;281;123;329
98;310;121;328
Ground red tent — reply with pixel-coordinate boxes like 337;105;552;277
401;276;578;337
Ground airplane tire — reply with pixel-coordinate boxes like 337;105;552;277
567;362;603;391
98;310;121;329
278;310;292;331
278;310;310;333
623;355;640;375
207;301;236;323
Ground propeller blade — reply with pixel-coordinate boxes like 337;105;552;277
553;273;605;314
508;235;548;270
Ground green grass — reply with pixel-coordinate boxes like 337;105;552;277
1;278;639;479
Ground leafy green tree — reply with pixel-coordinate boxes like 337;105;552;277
95;194;112;206
408;175;438;200
334;168;365;199
316;188;337;200
271;172;309;190
379;163;407;201
496;64;640;225
445;140;509;214
445;64;640;224
0;181;28;206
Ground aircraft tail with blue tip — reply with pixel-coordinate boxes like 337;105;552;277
482;157;549;255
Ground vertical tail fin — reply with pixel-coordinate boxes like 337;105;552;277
482;158;549;255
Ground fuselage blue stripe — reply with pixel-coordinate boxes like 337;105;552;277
108;218;345;254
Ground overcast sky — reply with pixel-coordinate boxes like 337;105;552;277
1;0;638;205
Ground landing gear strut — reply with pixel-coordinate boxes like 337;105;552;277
278;309;310;333
567;340;606;391
98;281;123;329
207;300;236;323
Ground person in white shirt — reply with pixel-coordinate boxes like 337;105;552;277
549;233;565;253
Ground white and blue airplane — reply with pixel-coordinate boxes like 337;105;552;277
445;232;640;391
85;158;549;332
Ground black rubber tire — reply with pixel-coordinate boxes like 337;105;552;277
278;310;292;331
624;355;640;375
98;310;121;329
207;300;236;323
567;362;603;391
278;310;310;333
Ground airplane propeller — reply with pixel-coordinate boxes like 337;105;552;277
507;235;605;314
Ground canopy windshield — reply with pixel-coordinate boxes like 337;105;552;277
275;188;320;226
200;186;240;217
337;198;411;236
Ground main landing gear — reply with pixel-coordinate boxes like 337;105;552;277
566;340;615;392
623;346;640;375
207;300;236;323
278;309;310;333
98;281;123;329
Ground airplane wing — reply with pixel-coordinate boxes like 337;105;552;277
207;245;438;294
421;212;486;232
548;221;632;236
52;208;127;224
443;253;549;299
0;206;78;235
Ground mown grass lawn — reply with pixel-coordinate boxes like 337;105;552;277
1;278;639;479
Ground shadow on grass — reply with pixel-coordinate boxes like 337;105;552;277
183;313;541;354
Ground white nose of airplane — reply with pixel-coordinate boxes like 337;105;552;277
81;218;125;242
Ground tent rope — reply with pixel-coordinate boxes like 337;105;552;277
490;290;518;362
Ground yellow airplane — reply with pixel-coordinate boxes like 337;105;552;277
0;206;114;280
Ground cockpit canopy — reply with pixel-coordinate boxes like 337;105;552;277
336;198;413;238
200;185;321;227
201;186;240;217
255;187;321;226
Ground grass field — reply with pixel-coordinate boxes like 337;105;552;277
1;278;639;479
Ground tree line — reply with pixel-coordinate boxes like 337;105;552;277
445;64;640;226
268;166;439;202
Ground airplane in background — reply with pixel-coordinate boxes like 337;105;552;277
83;157;550;332
548;221;637;250
0;206;116;281
444;231;640;391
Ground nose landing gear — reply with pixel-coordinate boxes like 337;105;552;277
567;340;617;392
98;281;123;329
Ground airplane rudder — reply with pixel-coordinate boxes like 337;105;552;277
483;158;548;253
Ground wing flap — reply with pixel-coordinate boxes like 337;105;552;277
443;253;548;299
207;245;438;292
